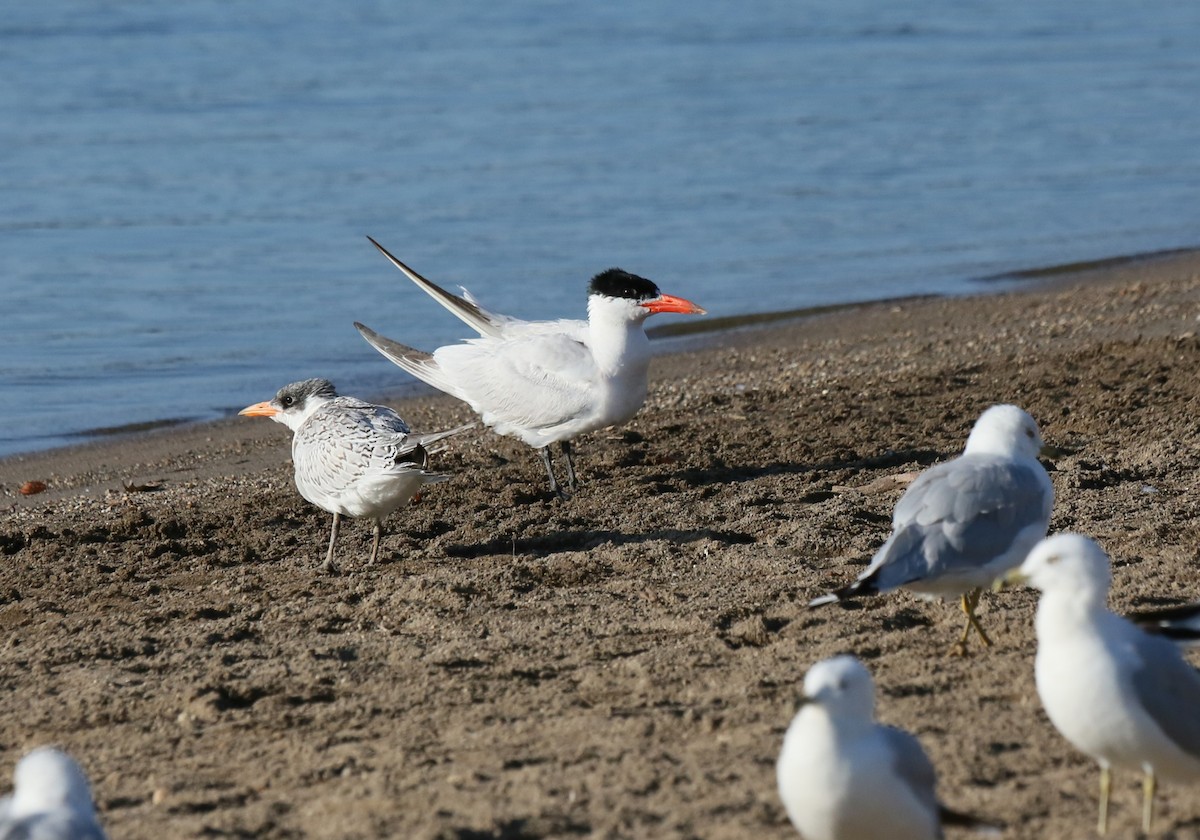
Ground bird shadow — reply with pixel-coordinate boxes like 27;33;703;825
641;447;945;490
444;527;755;560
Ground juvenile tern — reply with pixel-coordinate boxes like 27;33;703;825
353;237;705;496
810;404;1053;653
777;655;996;840
0;747;107;840
240;378;469;572
1012;533;1200;834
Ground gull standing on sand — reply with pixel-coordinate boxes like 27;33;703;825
777;655;996;840
0;747;107;840
353;237;706;497
809;404;1053;654
1012;533;1200;835
1128;602;1200;645
240;379;469;572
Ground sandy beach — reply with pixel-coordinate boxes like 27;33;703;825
3;251;1200;839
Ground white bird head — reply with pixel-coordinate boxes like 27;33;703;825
8;747;97;818
1015;533;1113;604
239;378;339;433
798;655;875;722
586;268;705;324
963;404;1044;459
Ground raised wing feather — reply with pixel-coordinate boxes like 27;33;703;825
367;237;513;338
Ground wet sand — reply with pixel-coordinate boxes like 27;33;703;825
2;251;1200;838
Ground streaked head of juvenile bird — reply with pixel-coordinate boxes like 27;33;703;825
9;747;97;818
795;655;875;725
239;378;339;433
1013;533;1112;606
963;404;1044;459
586;268;706;324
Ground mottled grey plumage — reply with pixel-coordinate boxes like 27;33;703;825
240;379;470;571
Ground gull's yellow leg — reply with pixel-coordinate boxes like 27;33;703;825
1099;764;1111;835
1143;769;1156;834
951;589;994;655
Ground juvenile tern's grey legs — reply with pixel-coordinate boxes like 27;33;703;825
560;441;578;492
368;520;383;565
322;512;341;573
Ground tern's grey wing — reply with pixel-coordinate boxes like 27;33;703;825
1129;631;1200;759
294;401;429;495
878;456;1050;578
434;333;596;432
880;727;940;818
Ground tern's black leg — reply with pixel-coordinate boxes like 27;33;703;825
538;446;566;498
368;520;383;565
322;512;342;574
560;440;579;492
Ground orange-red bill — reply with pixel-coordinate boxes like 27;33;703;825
239;401;279;418
641;293;706;315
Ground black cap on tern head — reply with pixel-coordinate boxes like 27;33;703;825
275;378;338;409
587;268;660;302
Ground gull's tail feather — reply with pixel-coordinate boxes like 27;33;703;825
365;236;504;338
1128;603;1200;644
807;574;880;608
355;322;465;401
940;805;1004;835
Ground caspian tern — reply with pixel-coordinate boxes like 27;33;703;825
0;747;108;840
239;378;470;572
1012;534;1200;834
776;656;996;840
353;237;706;496
809;404;1053;654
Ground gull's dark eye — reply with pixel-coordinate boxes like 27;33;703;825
1025;428;1035;438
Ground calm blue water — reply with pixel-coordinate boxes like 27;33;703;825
3;1;1199;457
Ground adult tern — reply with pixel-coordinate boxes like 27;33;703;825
354;237;705;496
240;378;469;572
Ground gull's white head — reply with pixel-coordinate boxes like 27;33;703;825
238;378;339;433
8;747;97;818
1017;533;1113;604
799;655;875;722
586;269;705;325
963;404;1044;459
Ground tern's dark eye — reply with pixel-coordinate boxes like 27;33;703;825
1025;428;1035;438
280;395;295;408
